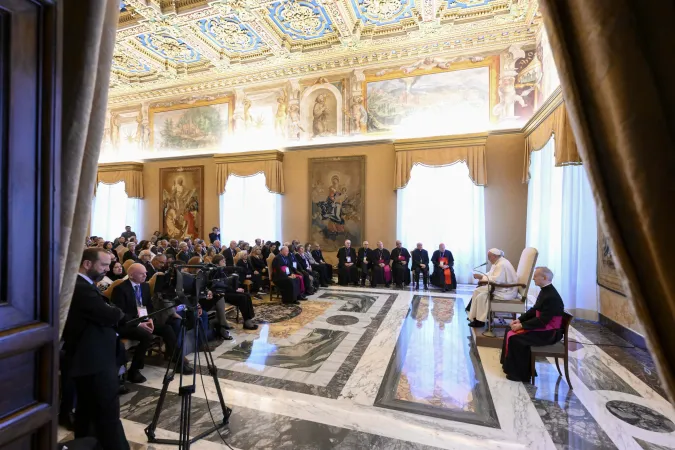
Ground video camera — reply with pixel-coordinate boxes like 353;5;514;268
154;262;239;309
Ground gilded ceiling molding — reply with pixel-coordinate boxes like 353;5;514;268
212;150;284;164
521;85;563;136
394;132;489;152
97;162;145;172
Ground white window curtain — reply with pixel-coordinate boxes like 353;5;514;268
91;181;144;241
397;163;486;284
219;173;281;243
526;137;598;313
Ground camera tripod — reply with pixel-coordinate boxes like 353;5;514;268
144;306;232;449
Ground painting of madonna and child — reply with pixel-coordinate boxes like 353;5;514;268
309;157;365;259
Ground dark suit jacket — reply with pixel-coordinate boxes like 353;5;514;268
390;247;410;267
371;248;390;265
165;247;178;258
111;279;154;325
62;276;125;377
357;248;371;267
272;253;298;281
431;250;454;268
337;247;357;268
177;250;190;263
208;232;221;244
311;249;326;263
123;251;139;264
145;262;157;280
411;249;430;270
223;248;237;266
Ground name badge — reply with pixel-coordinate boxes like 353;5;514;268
137;306;148;317
292;262;297;268
363;258;367;263
346;257;351;262
246;274;251;279
285;267;290;275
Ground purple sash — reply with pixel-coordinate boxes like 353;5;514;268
504;311;562;357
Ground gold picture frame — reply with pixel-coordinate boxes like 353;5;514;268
159;165;205;240
149;97;234;151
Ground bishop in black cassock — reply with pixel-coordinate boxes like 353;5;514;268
501;267;565;382
390;240;411;288
411;243;430;290
337;241;358;286
370;242;391;288
357;242;371;287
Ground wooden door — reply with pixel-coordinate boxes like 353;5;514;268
0;0;61;448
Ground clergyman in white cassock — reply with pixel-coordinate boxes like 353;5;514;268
468;248;518;327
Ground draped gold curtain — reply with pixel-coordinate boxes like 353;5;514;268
541;0;675;400
59;0;119;337
214;150;285;194
96;162;145;198
394;133;488;189
522;91;582;182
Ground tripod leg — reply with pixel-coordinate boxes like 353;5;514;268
197;320;232;423
145;318;185;442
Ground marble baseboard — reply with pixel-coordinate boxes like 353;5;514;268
599;313;647;350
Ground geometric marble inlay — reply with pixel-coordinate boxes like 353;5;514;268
326;315;360;326
606;401;675;433
319;292;376;312
635;437;675;450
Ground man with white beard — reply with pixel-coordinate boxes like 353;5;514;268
468;248;518;328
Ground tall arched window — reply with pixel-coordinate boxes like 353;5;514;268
396;163;486;284
219;173;281;243
91;181;143;240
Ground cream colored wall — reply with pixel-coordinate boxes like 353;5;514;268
142;157;220;240
599;286;644;335
484;133;528;267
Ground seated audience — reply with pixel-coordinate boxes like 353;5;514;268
337;240;359;286
121;225;136;240
296;246;320;294
211;255;259;330
165;239;179;258
123;242;139;263
250;247;269;288
370;241;391;288
62;248;129;448
148;254;166;280
139;249;154;276
107;261;125;281
113;263;192;383
357;241;371;287
468;248;518;328
305;243;330;286
501;267;565;382
204;247;217;263
176;242;191;263
411;242;430;290
431;243;456;292
236;250;263;299
211;239;223;254
390;240;411;289
272;246;305;304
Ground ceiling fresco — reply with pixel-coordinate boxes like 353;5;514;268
111;0;540;104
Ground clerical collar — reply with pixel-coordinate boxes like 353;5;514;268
540;282;553;288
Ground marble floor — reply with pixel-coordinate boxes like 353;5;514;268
59;286;675;449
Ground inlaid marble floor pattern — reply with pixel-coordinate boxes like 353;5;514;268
60;286;675;449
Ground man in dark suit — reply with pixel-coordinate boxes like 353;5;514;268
337;240;359;286
165;239;179;258
310;243;333;284
121;225;136;241
272;246;305;304
209;227;221;244
62;248;129;450
223;240;238;266
357;241;371;287
390;240;411;289
411;242;430;290
113;263;192;383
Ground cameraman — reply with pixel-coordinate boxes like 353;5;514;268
211;255;258;331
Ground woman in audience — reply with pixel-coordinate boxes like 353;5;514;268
236;250;263;299
123;242;139;263
204;247;216;263
250;247;268;292
107;261;125;281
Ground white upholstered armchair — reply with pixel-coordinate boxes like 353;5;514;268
483;247;538;337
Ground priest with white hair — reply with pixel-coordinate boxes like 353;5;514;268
468;248;518;328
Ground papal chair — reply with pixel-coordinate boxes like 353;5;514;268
483;247;538;337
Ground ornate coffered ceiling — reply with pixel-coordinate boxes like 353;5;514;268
111;0;541;104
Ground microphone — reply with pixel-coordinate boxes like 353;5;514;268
473;262;487;270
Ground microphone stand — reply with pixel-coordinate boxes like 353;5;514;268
472;269;496;338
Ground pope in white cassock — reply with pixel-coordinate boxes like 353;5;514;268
468;248;518;328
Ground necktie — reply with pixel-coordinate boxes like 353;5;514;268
134;285;142;306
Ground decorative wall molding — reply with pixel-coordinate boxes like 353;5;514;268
394;132;489;152
522;85;563;136
97;162;145;172
213;149;284;163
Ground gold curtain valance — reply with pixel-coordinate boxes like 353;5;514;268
214;150;285;195
394;133;488;189
96;162;144;198
522;89;582;182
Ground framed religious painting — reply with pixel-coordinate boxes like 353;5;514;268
149;97;233;151
159;165;204;240
309;156;365;261
597;222;626;296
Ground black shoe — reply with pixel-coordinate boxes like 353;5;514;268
222;321;234;330
127;371;147;384
506;374;523;382
285;300;300;305
423;285;428;291
218;326;234;340
443;286;448;292
320;284;329;288
385;284;391;288
118;384;131;395
298;295;308;301
243;319;259;330
468;320;486;328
